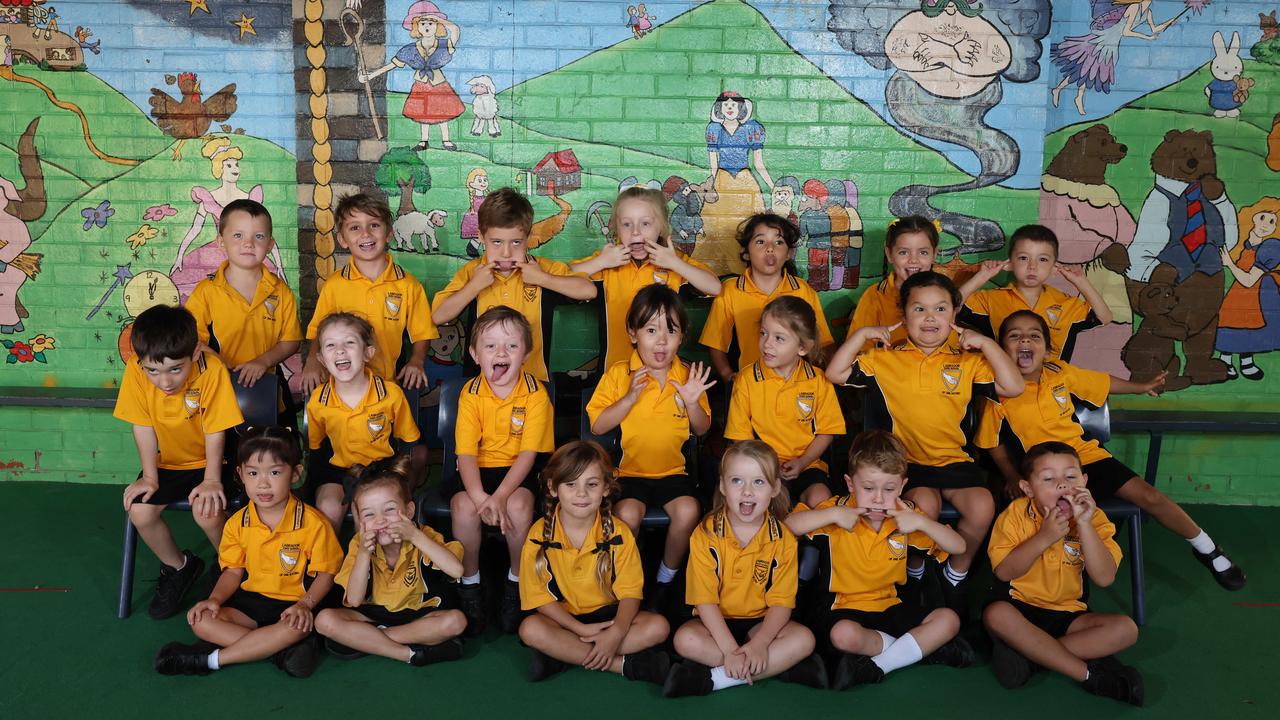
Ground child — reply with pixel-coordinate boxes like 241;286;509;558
701;213;833;384
315;456;467;666
517;441;671;683
664;441;826;697
186;198;302;396
154;427;343;677
572;186;721;372
306;312;421;530
449;306;554;635
848;215;939;349
829;271;1024;612
785;431;971;691
301;192;437;393
114;304;244;620
586;285;714;609
981;310;1246;589
725;296;845;509
983;442;1143;705
433;187;596;381
959;224;1112;362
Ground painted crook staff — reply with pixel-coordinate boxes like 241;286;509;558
341;8;384;140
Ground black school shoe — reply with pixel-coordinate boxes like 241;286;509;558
323;637;367;660
528;649;569;682
154;641;215;676
832;653;884;691
500;579;524;634
644;580;676;615
1193;546;1247;591
989;636;1032;689
1081;659;1144;706
623;648;671;684
410;638;463;666
149;551;205;620
663;661;713;698
458;583;486;637
922;636;975;668
273;636;321;678
778;652;829;689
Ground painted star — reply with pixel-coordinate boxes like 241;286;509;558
232;14;257;39
187;0;209;16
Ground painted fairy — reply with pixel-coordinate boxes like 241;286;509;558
1051;1;1178;116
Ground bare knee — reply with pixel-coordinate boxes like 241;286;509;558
667;497;700;530
314;609;340;636
907;489;940;518
926;607;960;636
982;601;1016;633
829;621;866;653
450;492;478;520
439;609;468;638
507;490;534;526
128;503;164;527
635;612;670;645
518;614;550;646
615;500;644;531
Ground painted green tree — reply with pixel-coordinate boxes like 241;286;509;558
376;147;432;216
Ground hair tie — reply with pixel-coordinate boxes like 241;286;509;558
592;535;624;554
531;539;563;551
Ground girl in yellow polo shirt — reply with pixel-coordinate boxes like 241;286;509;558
665;441;826;697
848;216;940;349
517;441;670;684
587;285;714;611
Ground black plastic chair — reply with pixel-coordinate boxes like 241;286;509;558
117;371;276;619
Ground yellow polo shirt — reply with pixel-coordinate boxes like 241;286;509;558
219;494;344;602
306;370;420;467
686;512;797;619
724;360;845;472
963;283;1098;360
334;525;463;613
700;269;833;371
187;262;303;368
456;372;554;468
849;274;910;347
520;509;644;615
977;361;1112;465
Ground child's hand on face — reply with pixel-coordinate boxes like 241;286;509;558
468;260;498;291
863;322;902;349
886;498;926;533
957;327;988;352
600;242;631;268
1068;487;1096;521
831;505;864;530
645;238;679;269
358;523;378;554
1141;370;1168;396
280;603;314;632
518;256;548;286
1054;263;1087;287
672;362;716;406
1037;502;1072;543
387;511;420;544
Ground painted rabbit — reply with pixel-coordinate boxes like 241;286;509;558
1206;31;1245;118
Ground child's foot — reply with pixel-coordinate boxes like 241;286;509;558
149;550;204;620
154;641;214;676
1193;546;1247;590
898;573;924;607
499;579;523;634
272;637;321;678
623;648;671;684
409;638;463;666
832;653;884;691
662;661;712;697
459;583;486;636
922;636;975;668
528;649;568;681
1081;659;1144;706
323;637;366;660
778;652;829;689
989;636;1032;688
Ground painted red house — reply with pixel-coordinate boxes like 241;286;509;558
529;149;581;196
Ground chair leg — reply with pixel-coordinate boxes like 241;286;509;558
117;515;138;619
1129;510;1145;627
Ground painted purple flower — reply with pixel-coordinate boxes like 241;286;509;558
1185;0;1211;15
143;203;178;221
81;200;115;230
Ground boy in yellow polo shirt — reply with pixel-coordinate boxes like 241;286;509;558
959;224;1112;362
785;431;971;691
983;442;1143;705
449;307;555;635
155;427;342;678
300;192;437;393
114;304;244;620
432;187;596;382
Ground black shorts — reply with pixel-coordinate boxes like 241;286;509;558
1004;597;1086;639
722;617;763;645
352;603;440;628
907;462;984;490
574;605;618;624
305;456;360;502
790;468;835;499
442;465;537;499
1083;457;1139;500
618;474;697;508
136;468;227;507
821;602;930;641
223;588;296;628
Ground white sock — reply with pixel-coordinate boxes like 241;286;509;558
206;649;220;671
710;665;748;691
405;647;415;664
875;631;897;654
461;573;481;585
943;562;967;587
799;546;819;581
871;632;922;675
1188;531;1232;571
507;570;519;583
906;563;925;580
656;563;677;584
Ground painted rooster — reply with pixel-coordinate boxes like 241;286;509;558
148;72;237;160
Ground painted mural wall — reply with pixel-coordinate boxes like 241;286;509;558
2;0;1277;503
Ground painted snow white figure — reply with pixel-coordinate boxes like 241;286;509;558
363;1;464;151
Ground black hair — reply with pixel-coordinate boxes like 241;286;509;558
237;426;303;468
218;198;273;236
737;213;800;276
898;270;962;311
1020;441;1081;479
885;215;940;250
626;284;688;341
997;309;1056;355
1008;224;1059;257
130;304;198;363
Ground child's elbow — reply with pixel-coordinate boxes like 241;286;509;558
1091;568;1118;588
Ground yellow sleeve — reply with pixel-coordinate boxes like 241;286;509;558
987;504;1028;571
404;276;439;343
975;397;1006;450
455;386;482;457
199;358;245;434
519;521;557;610
610;522;645;603
813;377;846;435
698;282;735;352
805;286;834;347
850;287;880;333
333;536;360;591
1062;292;1094;325
520;383;555;454
574;250;605;281
306;511;346;576
432;262;477;318
1091;509;1123;568
585;363;625;426
279;286;304;343
971;353;996;385
1064;362;1111;408
112;361;153;427
539;256;578;278
421;526;466;564
965;288;994;315
305;391;325;450
764;530;799;609
389;383;422;443
186;282;214;346
218;512;247;570
723;374;753;442
684;524;720;606
305;282;337;340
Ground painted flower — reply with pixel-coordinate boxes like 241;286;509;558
81;200;115;230
28;334;56;353
126;224;159;250
1185;0;1211;15
143;204;178;221
3;340;35;363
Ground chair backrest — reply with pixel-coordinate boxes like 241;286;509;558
231;371;279;430
1073;399;1112;444
437;376;468;487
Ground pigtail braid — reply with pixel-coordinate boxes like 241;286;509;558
533;498;558;584
595;495;618;603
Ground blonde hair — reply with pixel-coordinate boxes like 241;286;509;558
466;167;488;193
846;430;908;478
760;296;823;366
202;137;243;180
534;441;621;602
411;15;459;52
712;440;790;520
610;187;671;245
1234;197;1280;262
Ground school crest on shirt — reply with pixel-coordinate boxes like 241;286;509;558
384;292;403;319
753;559;771;585
511;407;527;435
887;531;908;560
183;389;201;418
796;392;815;422
404;565;418;587
941;363;961;394
279;543;302;576
1051;383;1070;412
367;412;387;441
262;294;279;321
652;270;670;285
673;394;688;419
1063;537;1083;566
1046;305;1063;327
523;285;539;303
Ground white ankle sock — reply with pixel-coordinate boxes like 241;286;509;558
461;573;481;585
1188;531;1231;571
207;649;220;671
710;665;748;691
906;563;925;580
656;563;677;584
875;631;897;654
943;562;967;587
507;570;519;583
799;546;819;581
871;632;922;674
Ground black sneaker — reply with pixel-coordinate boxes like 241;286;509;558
989;635;1032;689
645;580;675;615
1193;546;1247;591
500;579;524;634
154;641;213;676
832;653;884;691
898;573;924;607
663;660;713;698
939;576;971;623
273;637;321;678
459;583;486;637
923;636;975;668
323;636;366;660
409;638;463;667
1082;659;1144;706
528;649;568;682
622;648;671;685
778;652;829;689
149;551;205;620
